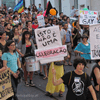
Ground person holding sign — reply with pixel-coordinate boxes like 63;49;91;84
2;40;21;100
46;62;65;97
0;49;7;72
52;57;97;100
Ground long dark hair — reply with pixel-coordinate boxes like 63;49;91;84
74;20;78;26
4;40;16;53
0;31;5;39
22;31;31;44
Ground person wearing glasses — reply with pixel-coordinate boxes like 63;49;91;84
2;40;21;100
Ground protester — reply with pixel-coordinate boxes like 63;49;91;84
46;62;65;97
18;23;23;35
70;6;78;17
98;15;100;23
74;34;90;60
0;18;5;27
12;27;21;45
0;31;6;52
63;23;73;66
32;18;38;29
0;49;6;72
38;4;43;13
59;12;63;21
52;57;97;100
16;31;36;87
2;40;21;100
4;23;13;40
13;15;19;25
89;60;100;99
66;17;72;32
71;20;81;49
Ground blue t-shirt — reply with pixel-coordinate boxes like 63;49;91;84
65;30;72;43
38;7;43;12
74;43;91;60
2;52;19;73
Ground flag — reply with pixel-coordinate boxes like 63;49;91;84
46;1;58;16
14;0;24;13
46;1;52;15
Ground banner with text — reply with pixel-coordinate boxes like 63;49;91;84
35;26;67;64
37;15;45;27
0;69;14;100
35;26;62;49
79;10;98;25
35;45;67;63
90;24;100;59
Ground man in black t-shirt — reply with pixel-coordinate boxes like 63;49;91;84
4;23;14;40
52;57;97;100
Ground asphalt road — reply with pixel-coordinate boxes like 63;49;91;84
17;51;75;100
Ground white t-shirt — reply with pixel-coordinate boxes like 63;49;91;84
68;23;72;32
70;8;76;17
60;29;66;43
13;20;19;25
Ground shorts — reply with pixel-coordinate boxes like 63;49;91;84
66;42;72;53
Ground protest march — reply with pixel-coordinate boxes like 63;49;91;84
0;0;100;100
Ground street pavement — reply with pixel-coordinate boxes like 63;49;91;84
17;52;75;100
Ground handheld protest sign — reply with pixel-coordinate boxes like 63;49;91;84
90;24;100;60
37;15;45;27
79;10;98;25
35;26;62;49
0;69;14;100
35;26;67;64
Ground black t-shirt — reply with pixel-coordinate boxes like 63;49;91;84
0;43;5;53
61;71;92;100
0;58;3;69
5;31;14;40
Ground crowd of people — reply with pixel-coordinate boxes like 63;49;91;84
0;3;100;100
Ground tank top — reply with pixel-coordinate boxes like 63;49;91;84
91;64;100;86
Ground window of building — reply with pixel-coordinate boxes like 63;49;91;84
59;0;62;13
74;0;78;9
2;0;16;9
44;0;47;10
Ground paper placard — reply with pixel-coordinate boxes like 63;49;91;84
90;24;100;59
0;69;14;100
79;10;98;25
37;15;45;27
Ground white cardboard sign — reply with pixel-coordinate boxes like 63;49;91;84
79;10;98;25
37;15;45;27
90;24;100;59
35;26;67;64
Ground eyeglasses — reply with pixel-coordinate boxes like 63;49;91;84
10;45;15;46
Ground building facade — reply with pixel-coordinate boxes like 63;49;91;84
0;0;100;16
